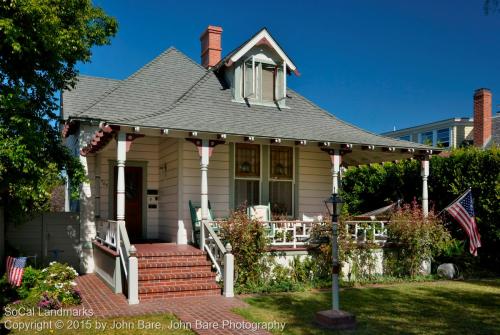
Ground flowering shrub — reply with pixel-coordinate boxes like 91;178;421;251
4;262;81;310
38;262;81;308
219;207;268;289
387;200;452;277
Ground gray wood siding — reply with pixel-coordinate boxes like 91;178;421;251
181;141;229;242
297;146;331;217
158;137;179;241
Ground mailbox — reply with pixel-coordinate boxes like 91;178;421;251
147;189;159;209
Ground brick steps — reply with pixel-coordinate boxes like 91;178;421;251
139;271;216;282
136;245;220;300
139;265;213;274
138;259;212;269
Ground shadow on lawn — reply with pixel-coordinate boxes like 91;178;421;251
240;280;500;335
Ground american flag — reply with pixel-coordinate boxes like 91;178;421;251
445;189;481;256
6;256;27;287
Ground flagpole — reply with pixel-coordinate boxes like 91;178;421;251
438;187;471;217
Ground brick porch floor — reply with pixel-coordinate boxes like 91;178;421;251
74;274;271;335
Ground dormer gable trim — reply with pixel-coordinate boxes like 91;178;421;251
226;28;299;76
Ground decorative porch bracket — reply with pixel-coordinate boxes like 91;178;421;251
186;138;225;250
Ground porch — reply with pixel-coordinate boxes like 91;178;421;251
75;123;434;304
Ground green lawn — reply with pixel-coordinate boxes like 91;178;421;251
0;314;195;335
234;280;500;335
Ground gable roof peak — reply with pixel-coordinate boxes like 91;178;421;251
215;27;298;75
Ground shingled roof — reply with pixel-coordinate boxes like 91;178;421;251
63;47;433;150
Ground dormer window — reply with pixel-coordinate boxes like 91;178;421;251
216;28;298;107
243;56;286;104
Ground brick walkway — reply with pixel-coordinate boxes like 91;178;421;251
74;274;271;334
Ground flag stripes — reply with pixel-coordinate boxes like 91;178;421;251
6;256;27;287
445;189;481;256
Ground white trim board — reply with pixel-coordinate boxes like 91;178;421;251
229;29;298;74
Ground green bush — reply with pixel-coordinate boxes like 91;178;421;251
17;266;42;299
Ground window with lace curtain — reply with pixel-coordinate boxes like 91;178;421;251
235;143;260;207
269;146;293;216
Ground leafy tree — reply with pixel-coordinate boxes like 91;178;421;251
0;0;117;219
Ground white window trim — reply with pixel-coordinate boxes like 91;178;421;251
228;29;297;73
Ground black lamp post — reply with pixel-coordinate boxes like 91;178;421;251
324;193;343;310
315;192;356;330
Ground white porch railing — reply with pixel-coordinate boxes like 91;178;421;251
344;220;388;244
241;220;389;248
203;221;234;297
264;220;314;248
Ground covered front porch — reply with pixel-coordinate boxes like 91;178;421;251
76;121;436;304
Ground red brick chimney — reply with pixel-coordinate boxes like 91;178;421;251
473;88;492;147
200;26;222;69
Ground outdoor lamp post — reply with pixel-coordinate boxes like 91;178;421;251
324;193;343;310
315;193;356;330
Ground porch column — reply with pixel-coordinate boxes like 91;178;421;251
421;156;429;217
116;132;127;221
330;149;341;195
329;149;341;311
199;139;210;250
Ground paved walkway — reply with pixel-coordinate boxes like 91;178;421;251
74;274;271;335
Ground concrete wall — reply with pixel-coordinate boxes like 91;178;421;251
6;213;81;269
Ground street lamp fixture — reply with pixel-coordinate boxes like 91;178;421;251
315;192;356;330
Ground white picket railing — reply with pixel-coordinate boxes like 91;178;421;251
344;220;388;244
263;220;314;248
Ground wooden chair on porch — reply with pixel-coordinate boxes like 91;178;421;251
189;200;217;246
247;203;276;239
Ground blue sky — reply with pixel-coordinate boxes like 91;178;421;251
79;0;500;134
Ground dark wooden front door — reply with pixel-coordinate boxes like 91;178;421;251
114;166;143;240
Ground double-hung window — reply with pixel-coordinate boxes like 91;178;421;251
243;56;286;103
269;146;294;216
235;143;260;207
